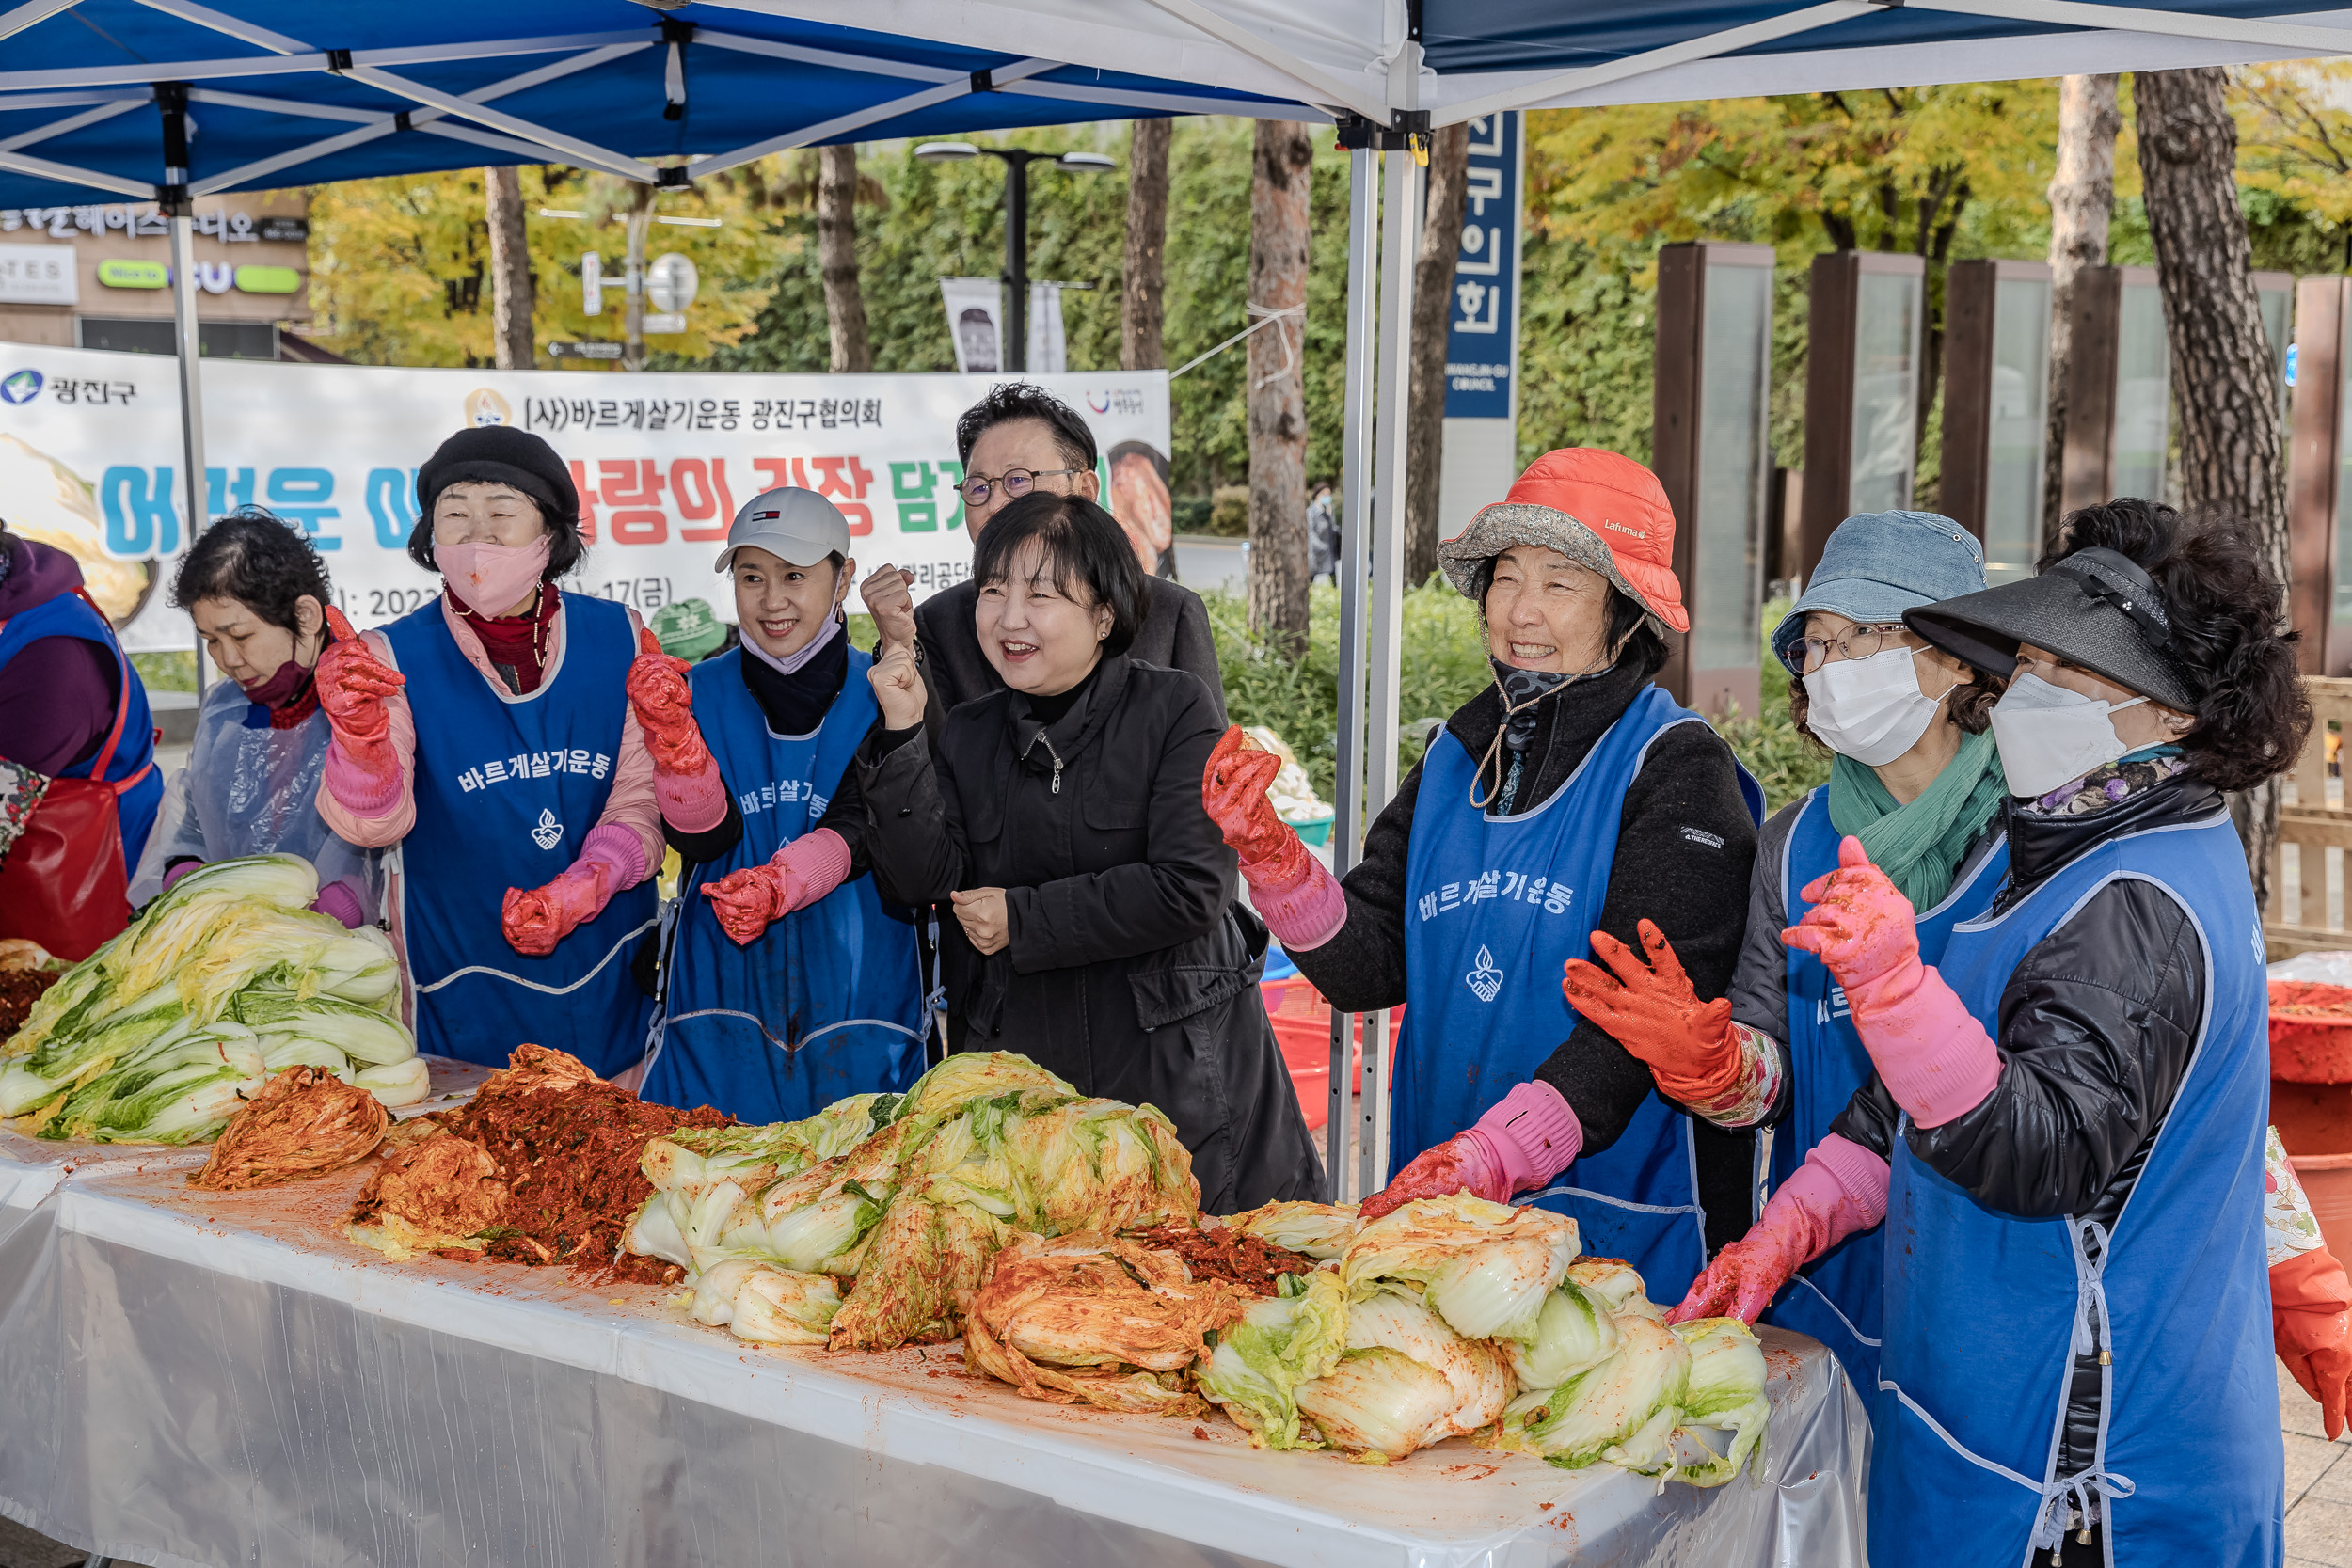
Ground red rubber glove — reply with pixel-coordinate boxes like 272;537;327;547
501;823;644;956
626;626;713;778
1360;1082;1582;1220
316;605;405;777
1562;919;1741;1103
701;828;853;945
2276;1247;2352;1440
1203;726;1345;948
1671;1132;1890;1324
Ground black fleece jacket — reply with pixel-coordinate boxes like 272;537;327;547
1281;650;1762;1251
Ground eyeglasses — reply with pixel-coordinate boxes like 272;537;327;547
960;467;1087;508
1782;622;1913;675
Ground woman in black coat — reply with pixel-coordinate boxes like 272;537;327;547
854;493;1320;1213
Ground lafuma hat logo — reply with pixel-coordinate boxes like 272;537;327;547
1466;944;1504;1004
1600;518;1647;539
532;808;564;852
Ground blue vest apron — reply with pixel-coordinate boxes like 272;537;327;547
639;644;926;1122
379;594;656;1076
1871;810;2280;1566
1762;787;2008;1397
0;588;160;870
1394;686;1763;1305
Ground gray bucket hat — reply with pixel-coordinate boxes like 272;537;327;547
1903;546;2198;711
1770;510;1985;669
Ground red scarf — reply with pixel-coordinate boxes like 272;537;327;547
451;584;561;694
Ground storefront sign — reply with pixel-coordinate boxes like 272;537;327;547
0;244;76;305
0;204;289;242
97;259;168;289
0;347;1172;653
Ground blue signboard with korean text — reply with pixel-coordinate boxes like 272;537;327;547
1443;112;1522;422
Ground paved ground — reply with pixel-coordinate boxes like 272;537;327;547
1171;534;1245;594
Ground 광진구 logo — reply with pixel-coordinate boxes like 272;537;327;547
531;808;564;852
1466;944;1503;1004
0;370;42;404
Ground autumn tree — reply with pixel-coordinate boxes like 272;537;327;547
1248;120;1313;655
1123;118;1172;371
2042;76;2122;546
1406;124;1470;586
818;145;871;372
484;166;535;370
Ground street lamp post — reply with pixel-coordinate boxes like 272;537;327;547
915;142;1113;372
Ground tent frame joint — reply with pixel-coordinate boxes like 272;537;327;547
1335;107;1426;150
656;163;691;188
324;47;352;73
970;67;995;93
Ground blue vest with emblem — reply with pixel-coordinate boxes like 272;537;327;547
1762;787;2009;1397
380;594;656;1076
1394;685;1762;1304
1871;809;2280;1566
639;643;926;1122
0;587;161;870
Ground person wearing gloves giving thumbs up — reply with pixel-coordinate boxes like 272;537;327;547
631;488;927;1125
314;425;660;1078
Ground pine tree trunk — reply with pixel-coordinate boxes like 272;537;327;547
2042;74;2121;550
1406;123;1471;589
484;166;535;372
1122;119;1171;372
1248;119;1313;657
2135;67;2291;915
818;144;872;374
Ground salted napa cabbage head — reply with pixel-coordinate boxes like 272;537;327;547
1225;1199;1360;1259
1007;1098;1199;1234
1566;1258;1662;1322
1343;1286;1515;1438
1195;1267;1348;1450
1341;1195;1580;1343
896;1051;1073;1130
685;1259;842;1347
1494;1316;1692;1475
1510;1280;1625;1391
230;990;416;1067
758;1177;891;1275
1295;1347;1460;1462
352;1057;430;1107
627;1192;691;1268
1671;1317;1770;1488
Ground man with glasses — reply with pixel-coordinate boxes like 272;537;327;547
859;382;1223;741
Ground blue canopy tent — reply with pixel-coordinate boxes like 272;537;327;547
4;0;2348;1196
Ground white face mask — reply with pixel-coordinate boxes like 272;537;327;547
1988;671;2151;800
1802;646;1946;768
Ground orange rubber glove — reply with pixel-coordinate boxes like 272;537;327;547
626;626;713;778
501;824;644;956
2276;1246;2352;1440
1562;919;1742;1104
1203;726;1345;948
1671;1133;1889;1324
701;828;853;945
316;605;405;777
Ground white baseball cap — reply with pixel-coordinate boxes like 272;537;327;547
714;486;852;572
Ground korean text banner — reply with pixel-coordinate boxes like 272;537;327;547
0;348;1172;653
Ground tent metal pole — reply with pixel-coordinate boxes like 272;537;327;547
1327;139;1376;1202
1358;42;1422;1203
159;86;209;694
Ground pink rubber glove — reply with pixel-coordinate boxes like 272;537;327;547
161;859;199;894
701;828;852;945
1360;1081;1583;1220
310;879;366;930
1783;835;2002;1128
501;823;647;956
1671;1133;1890;1324
1202;727;1346;949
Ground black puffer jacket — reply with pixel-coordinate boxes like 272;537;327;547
1833;773;2218;1485
1283;649;1762;1251
855;653;1321;1214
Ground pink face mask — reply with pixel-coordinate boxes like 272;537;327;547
438;537;551;618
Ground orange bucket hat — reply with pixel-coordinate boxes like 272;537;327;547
1436;449;1690;634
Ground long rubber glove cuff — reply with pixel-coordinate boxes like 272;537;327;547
1669;1133;1890;1325
702;828;852;945
1241;845;1347;951
656;765;729;835
1840;957;2003;1128
2275;1246;2352;1440
1360;1082;1584;1220
501;823;647;956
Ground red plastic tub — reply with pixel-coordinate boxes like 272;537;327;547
1261;977;1400;1132
2270;981;2352;1084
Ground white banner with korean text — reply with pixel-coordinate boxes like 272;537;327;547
0;348;1171;653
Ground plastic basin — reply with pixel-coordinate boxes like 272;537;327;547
2271;981;2352;1084
1261;977;1398;1132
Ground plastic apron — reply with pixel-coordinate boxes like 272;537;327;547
1761;788;2008;1397
379;594;656;1076
1393;686;1762;1305
156;676;377;919
0;587;159;958
1872;810;2280;1567
640;644;926;1122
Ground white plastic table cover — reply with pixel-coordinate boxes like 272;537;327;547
0;1158;1867;1568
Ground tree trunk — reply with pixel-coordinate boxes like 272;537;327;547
2042;74;2122;550
1405;123;1471;588
1247;119;1313;657
2135;67;2292;915
1122;118;1171;372
484;166;535;371
818;144;872;373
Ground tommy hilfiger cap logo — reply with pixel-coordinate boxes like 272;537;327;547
753;510;782;521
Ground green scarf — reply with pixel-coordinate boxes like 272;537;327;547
1825;728;2007;911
